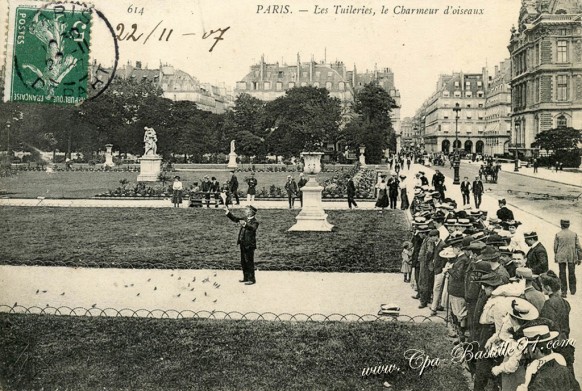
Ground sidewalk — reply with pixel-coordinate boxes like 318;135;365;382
465;161;582;188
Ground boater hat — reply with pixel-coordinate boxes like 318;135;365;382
510;267;538;281
524;231;538;240
522;325;559;344
508;298;539;321
439;247;458;259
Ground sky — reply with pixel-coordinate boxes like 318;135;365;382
0;0;522;118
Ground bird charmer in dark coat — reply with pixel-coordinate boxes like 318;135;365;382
225;205;259;285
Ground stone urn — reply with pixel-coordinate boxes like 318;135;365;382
302;152;324;174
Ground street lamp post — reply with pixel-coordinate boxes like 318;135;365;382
513;124;521;172
452;102;462;185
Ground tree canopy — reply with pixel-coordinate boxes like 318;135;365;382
533;126;582;151
265;86;342;157
341;82;396;163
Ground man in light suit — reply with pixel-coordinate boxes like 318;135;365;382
554;219;582;296
225;205;259;285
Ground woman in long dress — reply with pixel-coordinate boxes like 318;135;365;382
375;175;389;213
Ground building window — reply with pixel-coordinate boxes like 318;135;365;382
557;41;568;63
278;71;283;78
477;81;482;87
478;103;483;108
559;28;568;35
443;91;450;97
236;81;247;90
264;82;271;90
327;72;333;78
466;81;471;87
454;91;461;97
315;71;321;78
301;82;307;87
338;82;344;91
276;82;283;91
288;82;295;89
454;81;460;88
302;72;308;78
325;81;332;89
313;82;320;88
477;91;484;98
465;91;472;97
556;75;568;101
557;115;568;128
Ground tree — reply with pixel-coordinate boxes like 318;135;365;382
342;82;397;163
80;77;170;156
265;86;341;157
532;127;582;151
222;93;267;158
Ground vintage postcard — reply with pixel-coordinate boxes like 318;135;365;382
1;0;582;389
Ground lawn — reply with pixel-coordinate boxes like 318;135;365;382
0;208;409;272
0;170;350;199
0;313;469;391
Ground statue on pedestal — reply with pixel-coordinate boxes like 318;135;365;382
230;139;236;154
144;127;158;156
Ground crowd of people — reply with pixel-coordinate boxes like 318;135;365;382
399;168;582;390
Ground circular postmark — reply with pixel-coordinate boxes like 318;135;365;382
9;0;118;104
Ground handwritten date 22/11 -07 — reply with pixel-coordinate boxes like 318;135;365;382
115;21;230;52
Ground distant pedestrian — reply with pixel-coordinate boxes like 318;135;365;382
401;241;412;283
554;219;582;296
472;176;484;209
172;176;183;208
201;175;213;208
228;171;240;205
406;157;411;170
388;172;400;209
210;176;220;208
375;175;389;213
460;176;471;206
399;174;409;209
297;173;307;207
555;161;560;173
246;172;257;202
533;158;539;173
284;175;298;209
347;176;358;209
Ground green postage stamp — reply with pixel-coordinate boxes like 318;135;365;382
3;0;92;104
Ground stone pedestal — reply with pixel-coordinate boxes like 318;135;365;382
288;152;333;232
227;152;238;169
104;144;114;167
137;155;162;182
288;176;334;231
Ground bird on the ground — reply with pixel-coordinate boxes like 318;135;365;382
91;303;96;308
177;293;181;298
154;287;157;291
192;277;196;282
60;292;65;296
178;277;181;280
190;288;194;291
213;299;217;303
42;290;47;293
192;298;196;302
137;293;140;296
147;278;151;282
204;291;207;296
36;290;39;294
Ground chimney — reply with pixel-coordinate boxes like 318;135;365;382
135;61;142;69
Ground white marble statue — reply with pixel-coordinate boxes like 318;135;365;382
144;127;158;156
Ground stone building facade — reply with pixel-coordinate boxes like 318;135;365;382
508;0;582;157
235;55;401;150
413;60;513;156
483;60;512;156
110;61;234;114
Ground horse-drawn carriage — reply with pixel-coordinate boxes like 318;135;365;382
480;163;500;183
